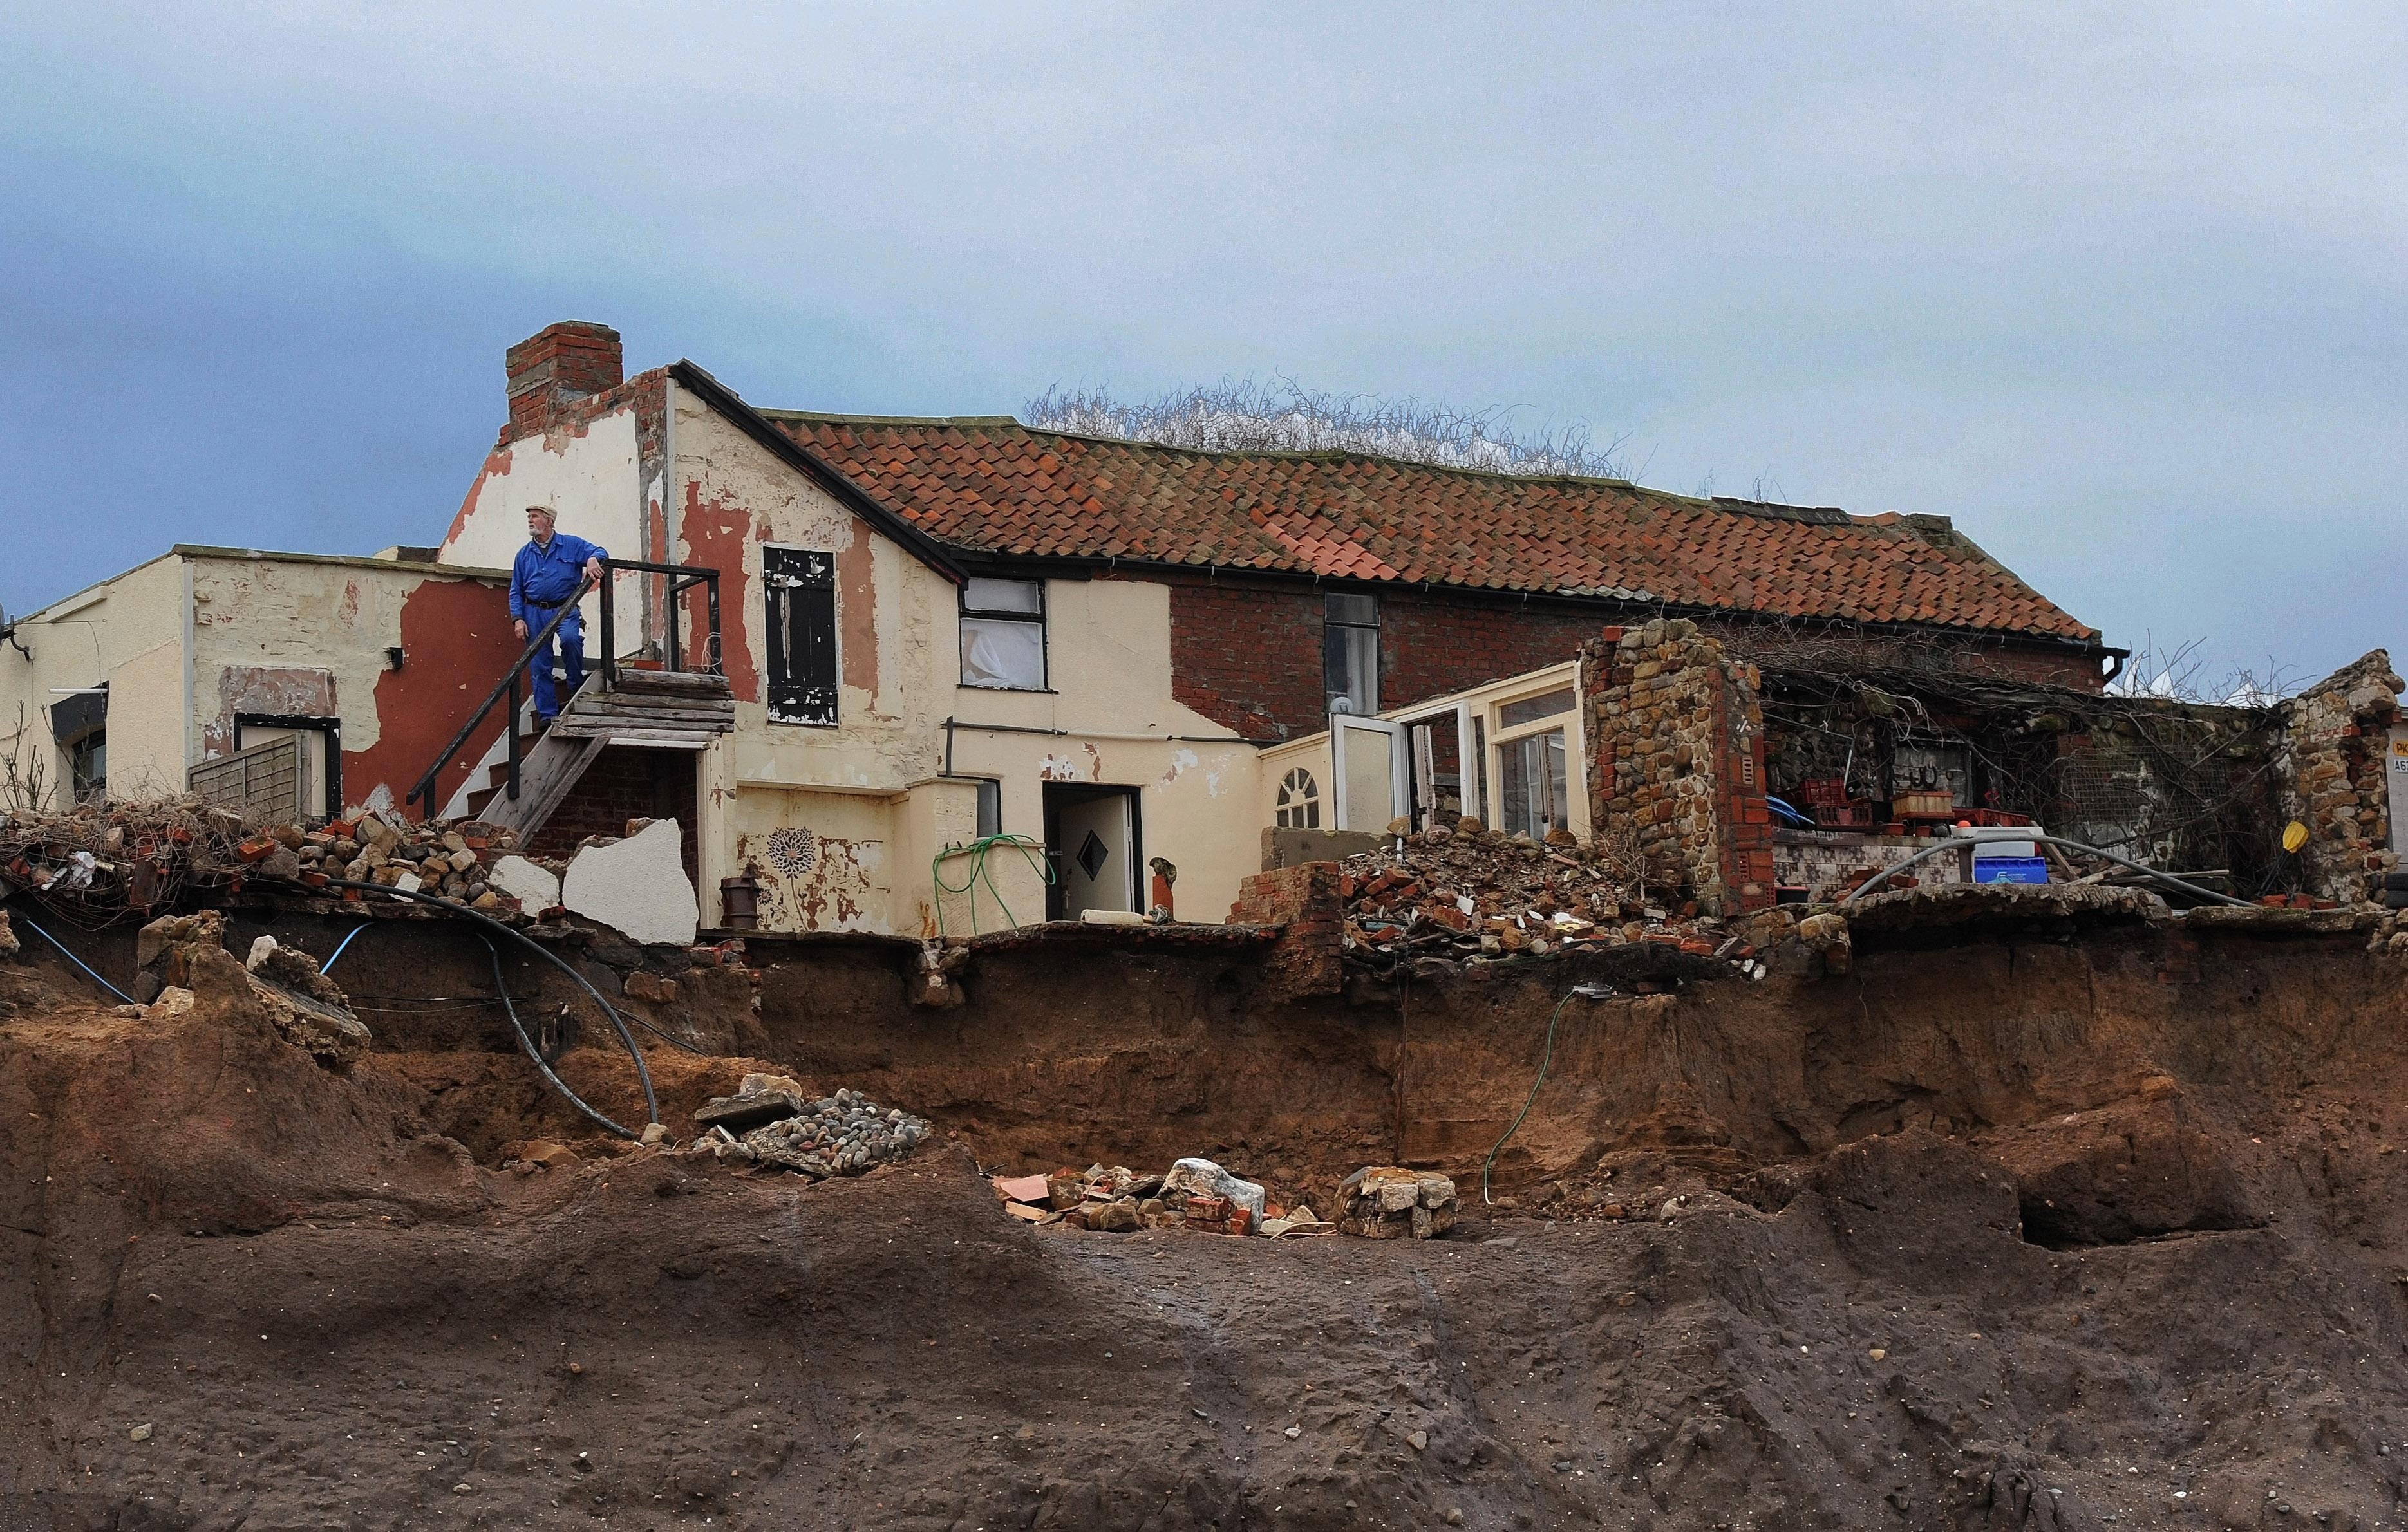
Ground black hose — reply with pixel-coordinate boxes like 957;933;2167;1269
478;933;647;1140
305;877;659;1135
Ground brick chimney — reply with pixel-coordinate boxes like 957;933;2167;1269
503;321;623;438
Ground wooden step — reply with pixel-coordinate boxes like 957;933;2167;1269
605;669;733;699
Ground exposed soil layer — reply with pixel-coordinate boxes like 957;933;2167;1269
5;905;2408;1529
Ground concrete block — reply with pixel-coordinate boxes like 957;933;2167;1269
488;855;561;912
561;819;698;946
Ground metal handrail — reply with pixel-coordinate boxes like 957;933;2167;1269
597;557;722;689
405;574;593;821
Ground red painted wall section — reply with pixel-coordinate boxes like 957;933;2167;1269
676;484;762;704
349;577;517;816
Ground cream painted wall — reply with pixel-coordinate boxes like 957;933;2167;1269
0;554;188;806
440;407;646;655
189;557;420;759
668;384;1273;935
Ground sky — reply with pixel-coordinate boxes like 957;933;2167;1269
4;4;2403;689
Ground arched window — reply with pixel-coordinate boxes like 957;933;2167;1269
1275;767;1321;829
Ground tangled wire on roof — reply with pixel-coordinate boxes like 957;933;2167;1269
0;794;258;930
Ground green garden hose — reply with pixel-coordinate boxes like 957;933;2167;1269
1481;982;1611;1206
931;834;1055;939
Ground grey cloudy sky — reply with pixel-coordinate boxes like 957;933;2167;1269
5;4;2402;686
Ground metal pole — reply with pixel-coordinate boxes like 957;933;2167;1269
599;567;616;690
504;673;522;801
706;572;722;675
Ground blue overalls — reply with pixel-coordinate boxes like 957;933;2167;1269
509;532;607;718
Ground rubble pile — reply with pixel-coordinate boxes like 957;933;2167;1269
0;796;562;924
1339;817;1764;974
131;909;370;1070
993;1155;1339;1237
299;812;527;910
1337;1166;1460;1240
690;1076;932;1177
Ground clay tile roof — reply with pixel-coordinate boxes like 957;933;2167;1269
765;413;2096;642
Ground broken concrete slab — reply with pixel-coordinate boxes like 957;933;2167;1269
1162;1157;1266;1227
695;1090;804;1133
561;819;697;947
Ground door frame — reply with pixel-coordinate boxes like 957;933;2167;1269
233;712;343;821
1041;782;1143;920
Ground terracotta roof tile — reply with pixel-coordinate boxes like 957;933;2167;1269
768;415;2096;642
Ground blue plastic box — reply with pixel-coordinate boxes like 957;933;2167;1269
1973;856;2049;885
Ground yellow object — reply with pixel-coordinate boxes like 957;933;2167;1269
2282;821;2309;854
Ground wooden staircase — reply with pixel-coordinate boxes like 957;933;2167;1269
412;557;738;840
438;670;735;839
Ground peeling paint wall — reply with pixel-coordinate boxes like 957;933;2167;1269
731;788;892;934
663;382;1275;933
187;555;512;814
438;374;668;662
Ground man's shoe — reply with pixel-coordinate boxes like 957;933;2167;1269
531;713;557;736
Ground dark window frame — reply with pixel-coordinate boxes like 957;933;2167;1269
957;577;1049;692
233;712;344;821
762;546;840;728
1323;591;1381;716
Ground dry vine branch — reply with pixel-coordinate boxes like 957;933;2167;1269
1024;375;1642;481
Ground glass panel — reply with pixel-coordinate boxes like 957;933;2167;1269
1324;622;1378;714
1338;724;1396;832
964;577;1042;614
961;615;1046;689
1500;728;1567;839
1325;592;1378;626
975;779;1002;839
1498;686;1576;729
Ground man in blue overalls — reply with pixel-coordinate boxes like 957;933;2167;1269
510;505;608;726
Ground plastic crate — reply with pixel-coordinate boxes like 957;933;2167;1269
1973;857;2049;885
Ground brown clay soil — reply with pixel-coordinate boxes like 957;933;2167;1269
6;904;2408;1531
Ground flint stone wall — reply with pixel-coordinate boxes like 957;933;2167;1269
1579;620;1774;916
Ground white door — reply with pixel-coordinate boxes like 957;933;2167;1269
1055;790;1136;915
1330;714;1408;832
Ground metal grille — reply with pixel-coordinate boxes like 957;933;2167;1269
189;736;303;824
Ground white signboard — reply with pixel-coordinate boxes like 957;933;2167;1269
2389;727;2408;855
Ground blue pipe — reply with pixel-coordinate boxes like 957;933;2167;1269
321;922;373;975
8;906;138;1005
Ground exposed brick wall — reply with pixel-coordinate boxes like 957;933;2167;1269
1580;619;1773;915
1226;861;1343;997
1156;571;2103;742
505;322;624;440
529;746;700;889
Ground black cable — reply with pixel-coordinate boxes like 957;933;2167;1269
478;933;646;1141
303;877;659;1135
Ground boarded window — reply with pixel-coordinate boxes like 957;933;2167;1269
764;547;838;727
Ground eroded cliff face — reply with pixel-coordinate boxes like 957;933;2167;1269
3;907;2406;1529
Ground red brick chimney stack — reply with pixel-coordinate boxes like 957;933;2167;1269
503;321;623;439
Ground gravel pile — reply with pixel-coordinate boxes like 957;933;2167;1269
693;1086;932;1179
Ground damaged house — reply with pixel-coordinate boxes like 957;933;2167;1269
6;319;2393;934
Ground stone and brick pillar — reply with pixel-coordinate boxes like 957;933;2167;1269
1579;619;1774;915
2275;649;2403;904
